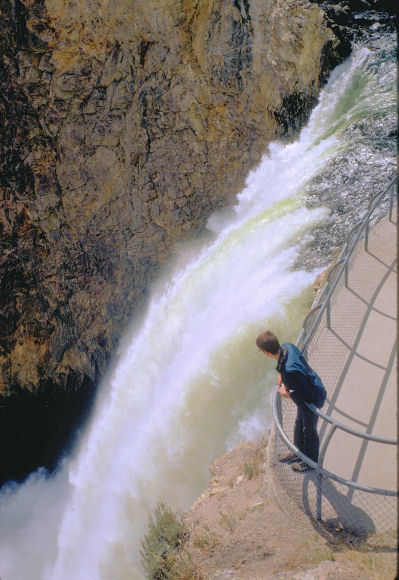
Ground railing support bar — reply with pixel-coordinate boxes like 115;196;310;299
326;299;331;329
316;472;323;521
276;392;283;426
389;183;395;222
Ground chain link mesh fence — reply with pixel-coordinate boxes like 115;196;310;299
271;177;398;538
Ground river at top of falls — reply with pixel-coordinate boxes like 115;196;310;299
0;25;396;580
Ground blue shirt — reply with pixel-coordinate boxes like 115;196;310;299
276;342;326;408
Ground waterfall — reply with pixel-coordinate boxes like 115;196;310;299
0;28;395;580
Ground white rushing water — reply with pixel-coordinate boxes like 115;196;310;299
0;29;396;580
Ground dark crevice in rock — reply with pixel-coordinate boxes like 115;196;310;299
10;0;30;49
273;92;319;139
139;40;155;67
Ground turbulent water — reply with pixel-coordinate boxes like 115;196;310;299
0;26;396;580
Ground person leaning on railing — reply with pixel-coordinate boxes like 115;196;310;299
256;330;327;473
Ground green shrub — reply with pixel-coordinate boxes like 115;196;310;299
160;551;204;579
140;501;204;579
140;502;185;579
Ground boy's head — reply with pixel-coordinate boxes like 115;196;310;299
256;330;280;356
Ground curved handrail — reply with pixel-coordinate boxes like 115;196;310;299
326;259;345;285
346;220;363;245
272;394;397;496
301;303;322;332
306;402;397;445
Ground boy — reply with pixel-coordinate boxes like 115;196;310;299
256;330;327;473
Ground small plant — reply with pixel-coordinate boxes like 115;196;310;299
193;533;219;554
242;439;266;480
159;551;204;579
312;547;335;564
218;507;237;532
344;549;373;571
243;462;258;480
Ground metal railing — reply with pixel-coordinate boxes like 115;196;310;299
272;175;398;533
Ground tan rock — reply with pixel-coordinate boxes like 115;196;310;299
183;440;397;579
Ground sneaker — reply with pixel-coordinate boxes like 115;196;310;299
291;462;314;473
278;453;301;464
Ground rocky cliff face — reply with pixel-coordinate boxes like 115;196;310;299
0;0;370;482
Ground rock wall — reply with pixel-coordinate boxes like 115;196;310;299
0;0;337;394
0;0;357;482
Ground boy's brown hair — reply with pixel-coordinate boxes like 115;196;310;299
256;330;280;354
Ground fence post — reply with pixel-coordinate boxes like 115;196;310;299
326;300;331;329
316;472;323;521
389;183;394;221
276;393;283;426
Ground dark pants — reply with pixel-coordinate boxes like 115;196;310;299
294;402;320;463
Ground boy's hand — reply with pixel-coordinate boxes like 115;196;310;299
277;383;291;398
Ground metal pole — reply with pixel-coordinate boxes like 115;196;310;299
276;392;283;425
326;300;331;329
389;183;394;222
316;472;323;521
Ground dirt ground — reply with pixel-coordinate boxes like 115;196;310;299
183;441;398;579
